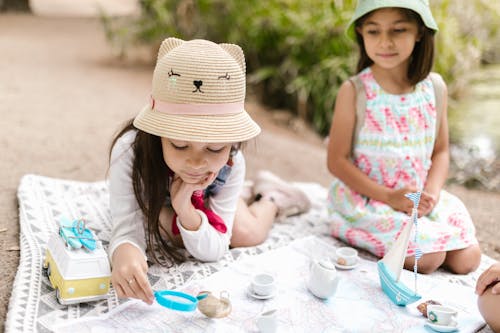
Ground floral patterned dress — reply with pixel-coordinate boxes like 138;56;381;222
327;67;478;258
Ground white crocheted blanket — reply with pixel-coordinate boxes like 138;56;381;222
6;174;494;332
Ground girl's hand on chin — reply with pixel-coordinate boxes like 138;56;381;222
170;172;216;212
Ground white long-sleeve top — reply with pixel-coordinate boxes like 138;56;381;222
108;130;245;262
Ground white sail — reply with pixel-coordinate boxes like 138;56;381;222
379;209;416;282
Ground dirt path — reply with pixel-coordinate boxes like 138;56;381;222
1;14;499;331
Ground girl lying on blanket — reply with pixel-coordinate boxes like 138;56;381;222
107;38;310;304
326;0;481;274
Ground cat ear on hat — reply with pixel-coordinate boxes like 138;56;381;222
219;43;245;73
157;37;184;60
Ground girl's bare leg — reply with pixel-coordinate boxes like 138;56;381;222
443;244;481;274
404;245;481;275
230;170;312;247
404;252;446;274
158;200;276;248
231;198;277;247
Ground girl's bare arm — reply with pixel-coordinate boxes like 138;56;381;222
424;83;450;197
327;80;415;214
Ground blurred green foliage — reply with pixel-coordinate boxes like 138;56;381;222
432;0;500;98
102;0;500;136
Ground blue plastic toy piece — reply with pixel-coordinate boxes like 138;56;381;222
73;219;86;234
59;218;82;249
377;261;421;306
72;220;96;251
58;217;97;251
154;290;203;312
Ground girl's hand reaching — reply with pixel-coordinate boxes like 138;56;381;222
111;243;154;304
170;172;217;230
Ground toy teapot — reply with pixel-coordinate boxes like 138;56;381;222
307;258;340;299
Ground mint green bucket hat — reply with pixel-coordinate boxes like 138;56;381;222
346;0;438;38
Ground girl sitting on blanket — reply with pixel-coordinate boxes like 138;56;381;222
326;0;481;274
108;38;310;304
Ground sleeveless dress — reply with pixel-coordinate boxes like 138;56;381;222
327;67;478;258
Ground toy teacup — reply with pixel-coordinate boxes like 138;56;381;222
427;304;458;327
251;273;277;297
335;247;358;266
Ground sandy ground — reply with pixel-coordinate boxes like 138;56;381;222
1;14;499;332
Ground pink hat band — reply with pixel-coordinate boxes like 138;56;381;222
150;96;244;115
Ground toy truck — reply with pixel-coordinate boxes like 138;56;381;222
43;228;111;305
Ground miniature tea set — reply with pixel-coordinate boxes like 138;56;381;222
72;190;455;330
417;300;460;332
307;258;341;299
248;272;277;299
153;289;232;318
153;248;359;327
334;247;360;270
55;215;460;332
424;303;460;332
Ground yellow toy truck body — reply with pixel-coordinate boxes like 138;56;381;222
43;233;111;305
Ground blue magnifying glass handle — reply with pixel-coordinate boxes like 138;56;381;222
154;290;201;312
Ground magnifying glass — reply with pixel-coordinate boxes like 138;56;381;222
154;290;208;312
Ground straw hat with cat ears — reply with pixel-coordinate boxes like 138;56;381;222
134;37;261;143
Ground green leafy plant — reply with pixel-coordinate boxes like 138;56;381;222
101;0;500;136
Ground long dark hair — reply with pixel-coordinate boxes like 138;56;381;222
110;119;185;267
354;8;436;85
109;119;242;267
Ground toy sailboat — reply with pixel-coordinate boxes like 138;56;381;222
377;192;422;306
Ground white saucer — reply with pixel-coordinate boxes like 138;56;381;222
334;259;359;270
247;286;276;300
425;322;459;332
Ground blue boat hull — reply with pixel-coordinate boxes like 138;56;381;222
377;261;421;306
